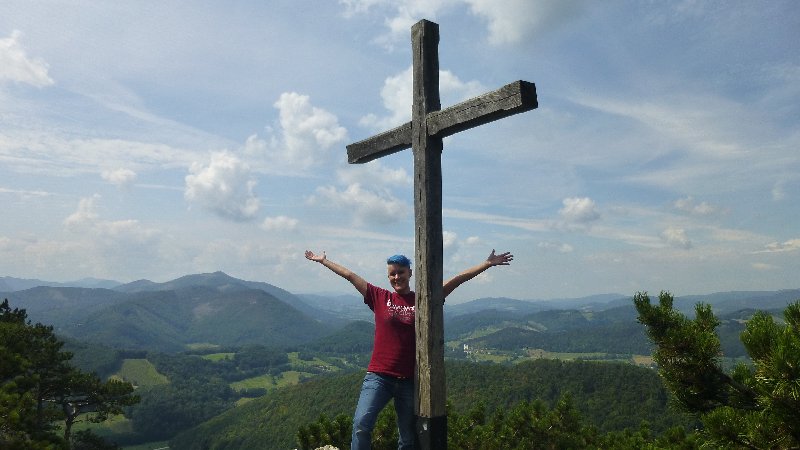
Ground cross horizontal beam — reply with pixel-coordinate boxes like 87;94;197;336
346;80;537;164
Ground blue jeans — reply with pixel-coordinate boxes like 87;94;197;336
351;372;415;450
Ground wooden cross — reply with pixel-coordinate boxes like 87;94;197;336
346;19;537;449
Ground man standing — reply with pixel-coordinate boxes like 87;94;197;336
304;249;513;449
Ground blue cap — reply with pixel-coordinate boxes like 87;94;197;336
386;254;411;268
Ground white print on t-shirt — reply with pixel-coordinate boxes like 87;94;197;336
386;298;414;324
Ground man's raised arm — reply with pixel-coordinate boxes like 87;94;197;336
305;250;369;297
443;250;513;298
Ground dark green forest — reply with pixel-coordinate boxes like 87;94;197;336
170;360;693;449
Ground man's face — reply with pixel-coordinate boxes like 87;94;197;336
387;263;412;294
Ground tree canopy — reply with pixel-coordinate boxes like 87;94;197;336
1;299;139;449
634;291;800;448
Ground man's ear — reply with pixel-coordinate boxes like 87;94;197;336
409;268;412;277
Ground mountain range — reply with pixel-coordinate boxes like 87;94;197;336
2;272;798;354
2;272;334;352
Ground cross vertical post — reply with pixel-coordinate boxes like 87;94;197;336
410;20;447;448
345;19;537;450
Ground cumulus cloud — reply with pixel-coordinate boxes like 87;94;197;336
54;196;161;278
0;30;54;87
261;215;299;232
559;197;600;224
101;168;137;188
309;183;410;225
673;196;718;215
464;0;587;45
63;195;158;241
359;66;487;131
245;92;347;172
184;151;260;221
336;161;412;190
64;196;100;228
660;227;692;249
359;66;413;130
307;157;411;228
443;230;459;251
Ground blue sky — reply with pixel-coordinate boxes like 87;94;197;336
1;1;798;303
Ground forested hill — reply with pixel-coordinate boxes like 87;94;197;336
3;272;336;352
170;359;692;449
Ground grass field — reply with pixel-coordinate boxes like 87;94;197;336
287;352;341;372
632;354;655;366
230;370;311;393
461;348;656;366
112;359;169;387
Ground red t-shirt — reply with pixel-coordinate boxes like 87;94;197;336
364;283;416;378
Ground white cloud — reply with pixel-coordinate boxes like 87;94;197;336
359;66;487;131
309;183;410;225
443;230;458;251
101;168;137;188
660;227;692;249
341;0;586;46
44;196;162;278
576;94;752;163
673;196;718;215
0;133;200;177
760;239;800;253
64;196;100;228
245;92;347;172
0;187;51;199
342;0;459;45
0;30;54;87
439;69;488;105
336;161;412;190
464;236;481;245
464;0;587;45
443;208;550;232
359;66;413;130
559;197;600;224
276;92;347;153
63;195;158;241
261;215;299;232
339;0;387;16
752;262;777;271
538;241;574;253
184;151;260;221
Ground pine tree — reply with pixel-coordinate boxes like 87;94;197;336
1;299;139;449
634;291;800;448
